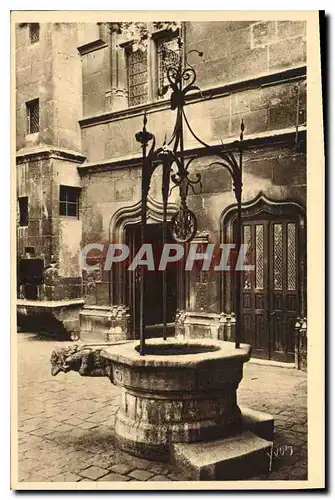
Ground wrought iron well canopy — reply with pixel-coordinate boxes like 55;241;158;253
135;35;245;355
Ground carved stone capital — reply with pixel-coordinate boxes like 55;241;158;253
175;309;187;338
111;87;129;97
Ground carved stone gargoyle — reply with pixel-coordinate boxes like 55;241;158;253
50;345;112;379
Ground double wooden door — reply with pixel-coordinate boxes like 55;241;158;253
240;217;301;362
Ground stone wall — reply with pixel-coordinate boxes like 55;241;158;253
17;153;83;300
16;23;83;152
17;156;53;262
80;76;306;164
16;22;84;301
78;23;111;117
78;141;306;310
77;20;307;315
186;21;306;89
15;21;307;348
16;23;53;151
50;23;83;151
78;20;306;164
78;163;180;306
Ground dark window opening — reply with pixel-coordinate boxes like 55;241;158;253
29;23;40;44
26;98;39;134
19;197;29;226
59;186;80;217
25;247;35;256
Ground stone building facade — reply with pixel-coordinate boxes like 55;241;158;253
16;21;307;367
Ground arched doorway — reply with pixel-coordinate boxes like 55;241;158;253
109;196;183;338
221;193;306;362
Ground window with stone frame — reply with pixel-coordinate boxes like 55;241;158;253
26;98;39;134
59;186;80;217
29;23;40;44
156;36;180;98
127;48;148;107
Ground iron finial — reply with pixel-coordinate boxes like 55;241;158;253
135;111;153;146
240;119;245;141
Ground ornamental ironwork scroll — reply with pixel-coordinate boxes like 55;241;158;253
135;34;245;354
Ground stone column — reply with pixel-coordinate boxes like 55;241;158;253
109;33;129;112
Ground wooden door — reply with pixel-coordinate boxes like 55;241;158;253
241;217;300;362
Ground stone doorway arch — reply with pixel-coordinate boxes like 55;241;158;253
109;196;184;336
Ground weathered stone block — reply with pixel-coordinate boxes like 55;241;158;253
17;299;84;339
269;37;306;71
212;116;231;140
53;277;82;301
227;21;255;32
114;180;134;202
206;94;231;118
240;405;274;441
83;73;106;97
260;82;296;109
269;103;297;130
231;88;264;115
277;21;306;40
179;311;222;339
84;47;108;76
185;22;228;45
27;219;41;236
172;430;272;480
83;91;106;118
244;157;275;180
228;47;268;82
81;127;105;162
193;57;230;89
272;155;306;186
231;109;268;136
79;305;130;343
251;21;276;48
230;26;251;53
197;165;232;194
96;282;110;306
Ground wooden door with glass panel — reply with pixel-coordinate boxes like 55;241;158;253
241;217;300;361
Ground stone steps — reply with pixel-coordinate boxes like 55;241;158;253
172;430;272;480
240;405;274;441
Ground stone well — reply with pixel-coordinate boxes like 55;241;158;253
100;338;251;459
51;338;273;479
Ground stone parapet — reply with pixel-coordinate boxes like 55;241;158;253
17;299;84;339
175;310;236;341
79;305;130;343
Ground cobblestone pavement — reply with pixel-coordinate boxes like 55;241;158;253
16;332;307;484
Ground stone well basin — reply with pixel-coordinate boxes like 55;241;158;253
101;338;252;459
